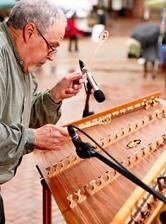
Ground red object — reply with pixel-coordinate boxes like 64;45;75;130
65;17;83;37
161;63;166;71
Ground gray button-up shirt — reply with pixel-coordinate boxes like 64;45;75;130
0;22;62;184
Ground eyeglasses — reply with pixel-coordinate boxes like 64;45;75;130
36;26;58;56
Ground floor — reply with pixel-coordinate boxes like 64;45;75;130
1;17;166;224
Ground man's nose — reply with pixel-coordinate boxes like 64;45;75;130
47;54;55;61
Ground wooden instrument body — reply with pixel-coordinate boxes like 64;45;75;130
35;92;166;224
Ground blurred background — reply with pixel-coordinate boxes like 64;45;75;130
1;0;166;224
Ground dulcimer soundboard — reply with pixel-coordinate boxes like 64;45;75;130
35;92;166;224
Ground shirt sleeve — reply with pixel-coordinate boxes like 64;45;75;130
29;73;62;128
0;58;35;163
0;123;35;162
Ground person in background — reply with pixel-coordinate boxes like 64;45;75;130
112;0;122;17
97;7;106;26
87;5;98;28
67;12;82;52
0;0;84;223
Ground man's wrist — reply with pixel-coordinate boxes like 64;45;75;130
48;90;62;104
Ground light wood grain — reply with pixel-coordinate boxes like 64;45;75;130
35;92;166;224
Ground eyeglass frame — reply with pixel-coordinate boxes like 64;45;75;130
36;26;58;55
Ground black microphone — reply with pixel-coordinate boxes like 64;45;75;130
79;59;105;103
67;126;95;158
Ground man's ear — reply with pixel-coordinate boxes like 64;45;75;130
23;22;36;42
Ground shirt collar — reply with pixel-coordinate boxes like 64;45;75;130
1;21;25;71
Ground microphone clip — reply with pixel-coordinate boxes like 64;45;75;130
79;59;95;117
76;142;96;159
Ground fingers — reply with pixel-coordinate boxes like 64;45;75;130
69;72;85;93
65;72;84;96
68;72;85;86
67;71;82;80
73;82;83;90
34;125;69;151
50;126;69;143
65;88;81;97
48;71;85;102
56;126;69;136
67;84;82;92
50;136;68;146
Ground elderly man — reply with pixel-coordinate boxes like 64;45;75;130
0;0;84;223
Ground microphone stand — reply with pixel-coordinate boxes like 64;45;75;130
76;144;166;203
82;81;94;118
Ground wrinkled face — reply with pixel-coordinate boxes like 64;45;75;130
23;20;66;71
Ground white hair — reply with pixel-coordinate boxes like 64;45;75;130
8;0;66;33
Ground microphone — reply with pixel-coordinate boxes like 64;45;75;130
79;59;105;103
67;126;95;158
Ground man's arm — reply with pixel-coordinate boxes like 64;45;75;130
0;62;35;161
29;72;84;128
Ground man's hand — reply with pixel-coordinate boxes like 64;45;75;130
48;72;84;103
33;124;69;150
